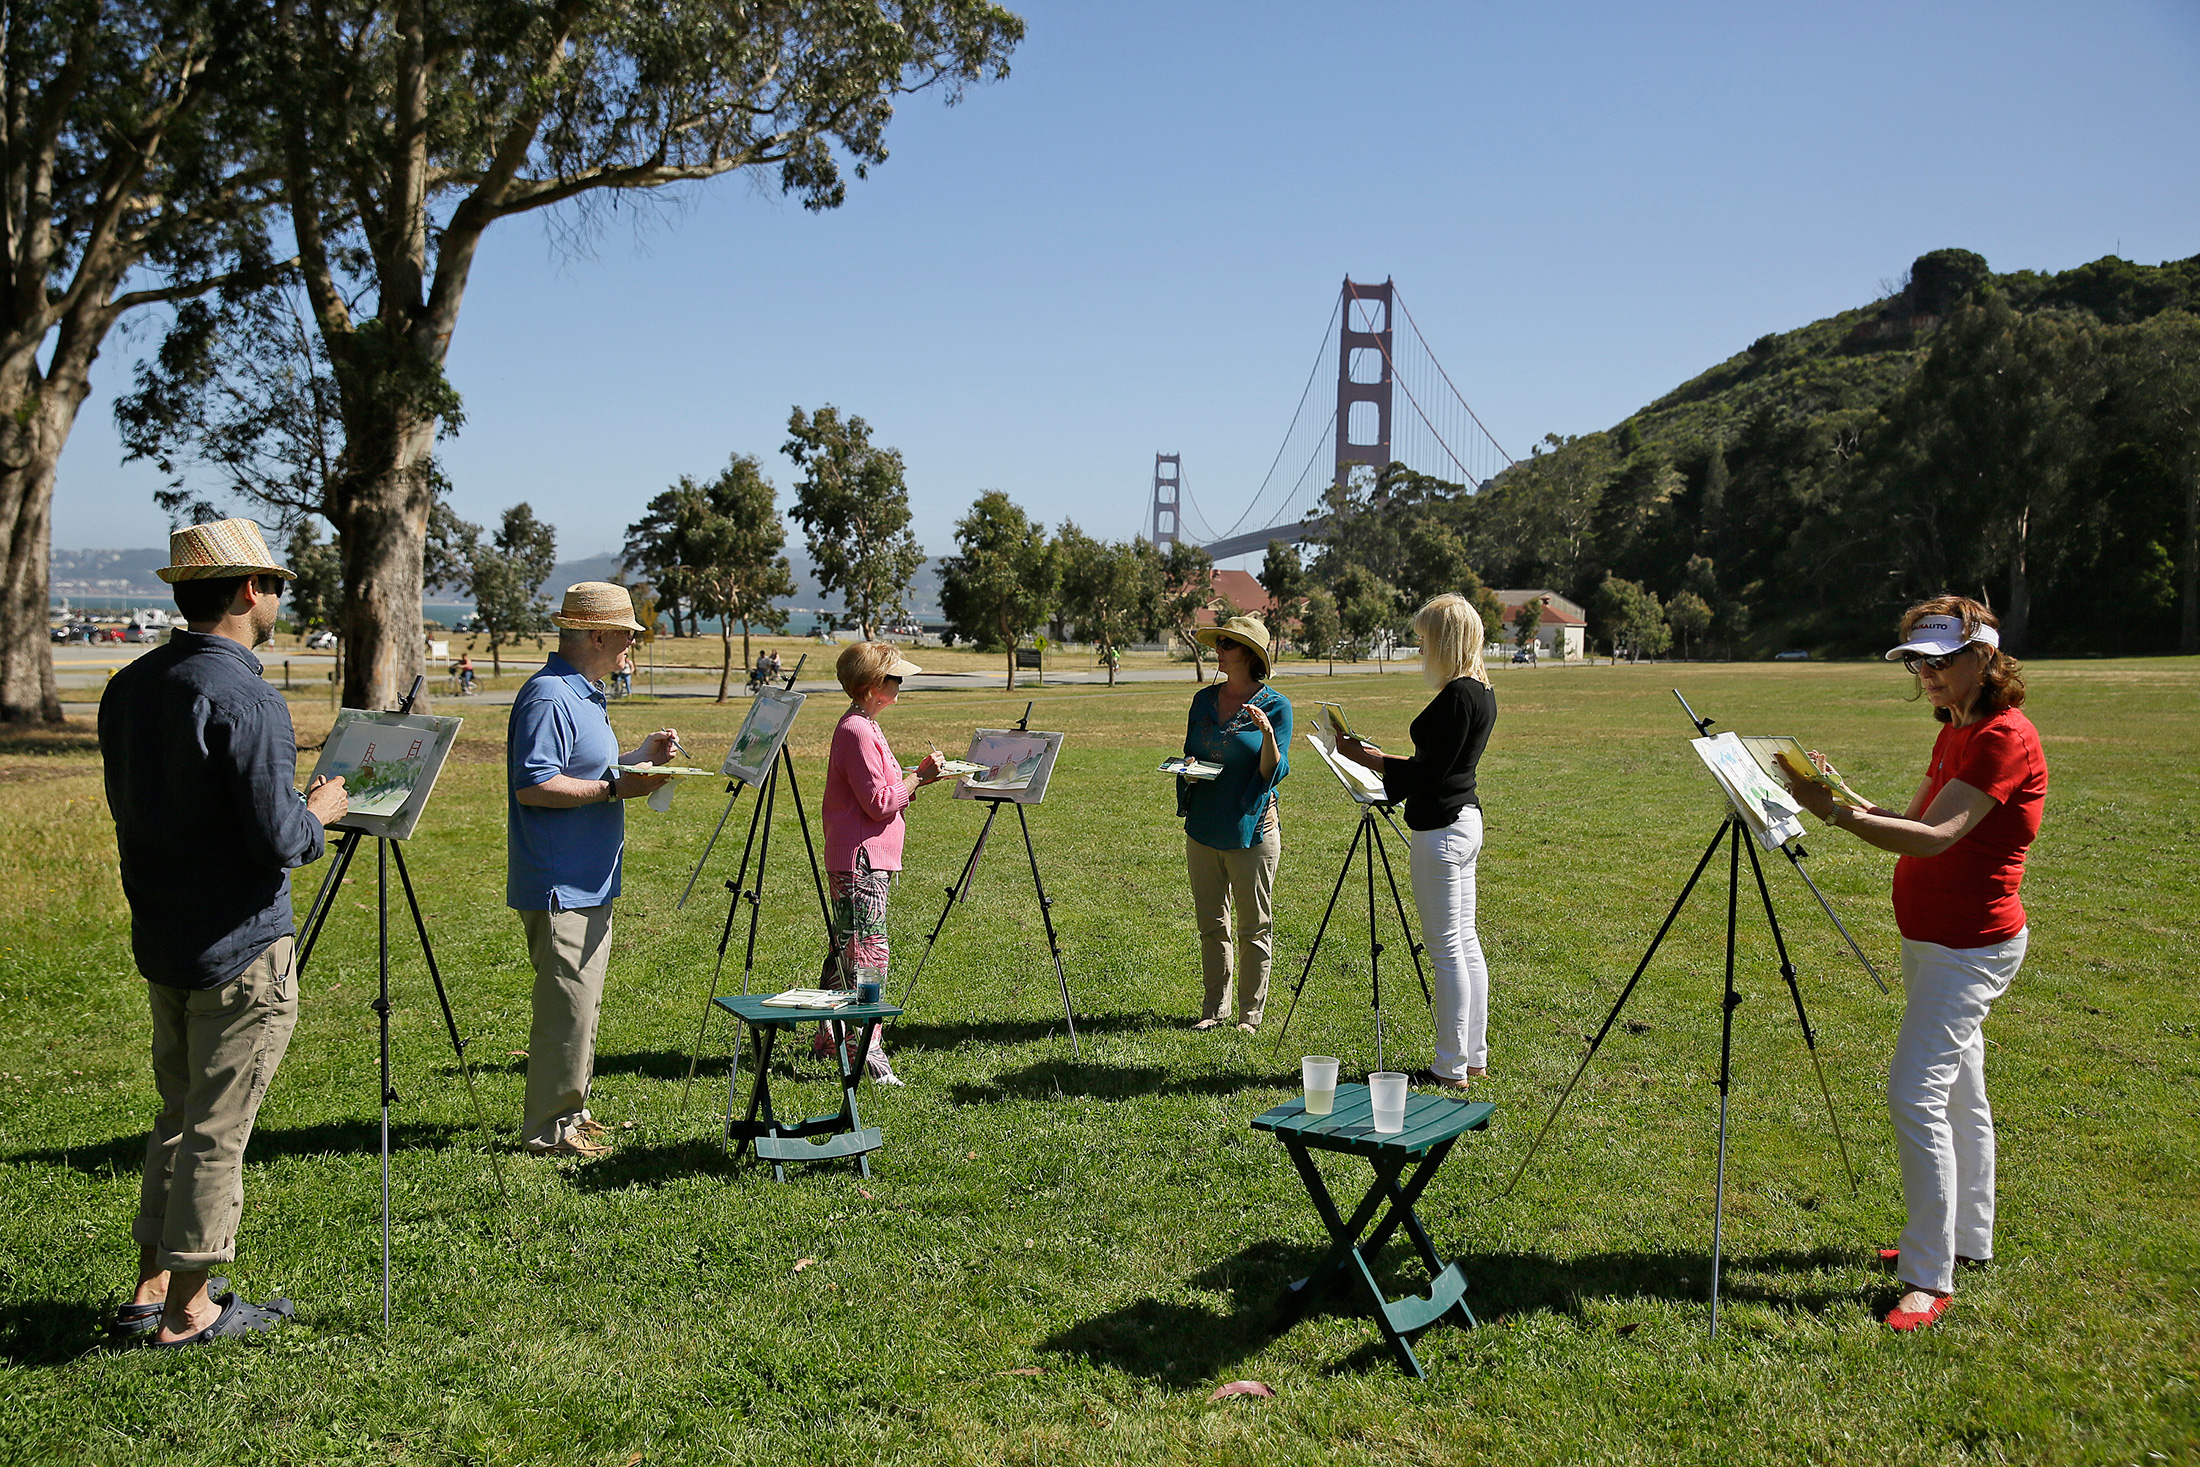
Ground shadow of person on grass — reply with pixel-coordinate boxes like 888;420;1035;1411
5;1118;484;1177
882;1009;1171;1053
948;1057;1300;1106
1043;1239;1871;1384
0;1298;116;1368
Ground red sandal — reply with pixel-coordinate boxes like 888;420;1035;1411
1885;1294;1953;1332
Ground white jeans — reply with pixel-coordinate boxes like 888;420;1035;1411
1890;929;2027;1294
1409;807;1489;1077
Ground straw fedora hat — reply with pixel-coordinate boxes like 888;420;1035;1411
1196;613;1273;667
156;518;294;583
550;582;646;633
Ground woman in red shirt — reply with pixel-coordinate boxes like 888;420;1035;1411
1787;595;2046;1333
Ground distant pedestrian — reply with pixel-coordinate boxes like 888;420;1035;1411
99;519;349;1347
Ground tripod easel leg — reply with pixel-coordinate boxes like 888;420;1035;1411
1366;809;1386;1071
894;800;1003;1011
683;771;770;1110
1270;815;1370;1056
1500;817;1733;1198
375;839;394;1332
388;843;509;1199
1709;820;1742;1337
1375;808;1432;1006
295;829;365;973
1016;802;1080;1058
1745;837;1860;1194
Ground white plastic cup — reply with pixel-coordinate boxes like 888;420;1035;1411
1369;1071;1409;1133
1301;1055;1340;1115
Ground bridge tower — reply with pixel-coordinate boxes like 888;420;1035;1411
1334;277;1395;488
1150;452;1182;550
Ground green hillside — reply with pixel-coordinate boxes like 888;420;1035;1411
1401;247;2200;658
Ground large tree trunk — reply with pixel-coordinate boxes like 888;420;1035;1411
717;617;734;702
333;422;437;711
0;347;94;726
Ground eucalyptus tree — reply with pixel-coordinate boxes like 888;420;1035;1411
939;491;1052;689
254;0;1021;707
784;404;925;640
1056;522;1156;686
0;0;284;724
669;454;796;701
459;502;557;676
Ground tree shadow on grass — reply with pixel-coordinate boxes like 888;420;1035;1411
563;1136;748;1192
1043;1240;1873;1386
948;1057;1299;1106
4;1119;485;1177
884;1009;1172;1053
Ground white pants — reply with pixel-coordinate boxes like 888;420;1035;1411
1409;807;1489;1077
1890;929;2027;1294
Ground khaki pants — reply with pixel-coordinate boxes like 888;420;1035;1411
1186;808;1281;1025
134;937;299;1272
519;905;614;1148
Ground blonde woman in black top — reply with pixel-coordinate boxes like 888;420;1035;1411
1338;593;1498;1088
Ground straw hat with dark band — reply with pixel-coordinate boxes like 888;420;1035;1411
550;582;646;633
1195;614;1273;668
157;519;294;583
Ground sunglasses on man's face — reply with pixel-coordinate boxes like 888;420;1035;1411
1901;649;1968;673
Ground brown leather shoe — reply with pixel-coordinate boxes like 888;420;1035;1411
527;1134;608;1159
575;1116;615;1139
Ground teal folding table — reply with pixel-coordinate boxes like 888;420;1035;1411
1251;1082;1494;1378
715;993;898;1181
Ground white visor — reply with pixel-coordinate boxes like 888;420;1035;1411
1885;613;1999;661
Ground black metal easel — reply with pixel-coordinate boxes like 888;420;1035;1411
1499;690;1881;1337
677;660;834;1109
1268;795;1431;1073
292;676;507;1331
894;702;1082;1058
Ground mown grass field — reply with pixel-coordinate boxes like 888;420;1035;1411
1;658;2193;1465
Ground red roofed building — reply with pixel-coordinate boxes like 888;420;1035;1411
1192;569;1276;626
1492;588;1586;661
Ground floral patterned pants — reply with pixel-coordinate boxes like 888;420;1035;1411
816;854;894;1075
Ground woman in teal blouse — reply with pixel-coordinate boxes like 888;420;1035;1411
1179;615;1293;1032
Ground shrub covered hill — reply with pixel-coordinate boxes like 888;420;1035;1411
1313;248;2200;658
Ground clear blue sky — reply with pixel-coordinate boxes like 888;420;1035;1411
57;0;2200;570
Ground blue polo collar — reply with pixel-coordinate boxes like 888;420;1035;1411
544;651;606;704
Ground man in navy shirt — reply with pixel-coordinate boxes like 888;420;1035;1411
100;520;349;1347
508;583;675;1157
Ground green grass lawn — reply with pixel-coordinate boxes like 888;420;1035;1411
1;659;2194;1465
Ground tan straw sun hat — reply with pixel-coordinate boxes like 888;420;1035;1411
1195;613;1273;664
550;582;646;633
156;518;294;583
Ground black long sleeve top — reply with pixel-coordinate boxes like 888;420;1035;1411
1380;676;1497;831
100;631;327;988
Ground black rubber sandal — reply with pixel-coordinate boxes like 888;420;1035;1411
108;1277;228;1345
148;1291;294;1347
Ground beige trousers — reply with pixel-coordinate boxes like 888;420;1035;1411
1186;807;1282;1025
520;905;615;1148
134;937;299;1272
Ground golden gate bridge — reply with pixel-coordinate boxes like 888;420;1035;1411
1150;276;1515;560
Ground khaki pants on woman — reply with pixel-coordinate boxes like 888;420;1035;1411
1186;807;1281;1026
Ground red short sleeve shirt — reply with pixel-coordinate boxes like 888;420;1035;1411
1890;708;2047;948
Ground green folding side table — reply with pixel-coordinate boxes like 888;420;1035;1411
1251;1082;1495;1379
715;993;899;1182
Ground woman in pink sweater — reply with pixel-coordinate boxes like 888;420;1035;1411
817;641;944;1083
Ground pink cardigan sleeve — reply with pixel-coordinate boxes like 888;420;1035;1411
840;716;912;822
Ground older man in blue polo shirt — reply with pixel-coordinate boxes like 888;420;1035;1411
508;582;676;1158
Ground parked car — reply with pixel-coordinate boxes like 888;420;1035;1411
1773;649;1810;661
306;628;338;650
1511;648;1536;664
124;624;156;643
50;624;74;643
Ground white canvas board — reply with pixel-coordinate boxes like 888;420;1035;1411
1691;732;1807;849
1303;726;1389;806
720;688;806;786
310;709;463;841
953;729;1064;805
